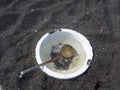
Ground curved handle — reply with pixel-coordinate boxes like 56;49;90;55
87;59;92;66
19;55;61;78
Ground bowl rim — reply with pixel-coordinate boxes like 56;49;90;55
35;28;93;79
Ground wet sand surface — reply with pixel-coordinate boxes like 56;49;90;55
0;0;120;90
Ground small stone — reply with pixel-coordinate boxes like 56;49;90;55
86;11;90;14
31;9;34;12
35;29;38;32
0;85;4;90
44;18;48;22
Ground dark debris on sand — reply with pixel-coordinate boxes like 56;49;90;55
0;0;120;90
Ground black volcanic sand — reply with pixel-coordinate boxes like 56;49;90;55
0;0;120;90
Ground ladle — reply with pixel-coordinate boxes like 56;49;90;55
19;44;74;78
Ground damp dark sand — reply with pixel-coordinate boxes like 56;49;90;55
0;0;120;90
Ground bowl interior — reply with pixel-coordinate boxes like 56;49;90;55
39;30;86;74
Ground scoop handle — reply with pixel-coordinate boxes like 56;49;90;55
19;55;60;78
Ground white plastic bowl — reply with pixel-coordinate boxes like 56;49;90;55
35;28;93;79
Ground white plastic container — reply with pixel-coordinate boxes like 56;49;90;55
35;28;93;79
